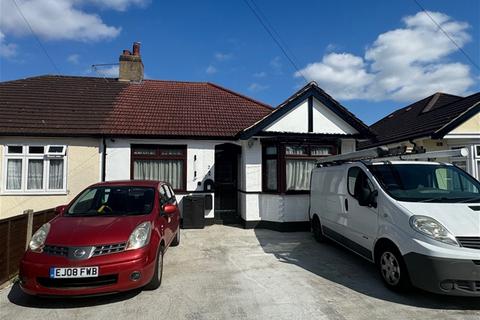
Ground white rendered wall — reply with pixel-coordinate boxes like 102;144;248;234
239;137;359;223
105;138;237;219
264;100;309;133
341;139;356;153
312;98;358;134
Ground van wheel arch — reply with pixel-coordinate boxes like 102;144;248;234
374;238;411;291
311;214;326;242
373;238;398;263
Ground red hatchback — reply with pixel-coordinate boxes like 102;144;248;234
19;180;180;296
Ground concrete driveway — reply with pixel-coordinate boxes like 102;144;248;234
1;225;479;320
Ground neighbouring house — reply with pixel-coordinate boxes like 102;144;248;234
0;43;372;230
360;92;480;180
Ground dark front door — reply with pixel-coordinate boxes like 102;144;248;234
214;144;240;224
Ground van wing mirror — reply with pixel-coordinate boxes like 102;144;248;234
358;189;378;208
368;190;378;208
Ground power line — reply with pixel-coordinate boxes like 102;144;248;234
242;0;309;83
12;0;61;74
248;0;302;72
413;0;480;72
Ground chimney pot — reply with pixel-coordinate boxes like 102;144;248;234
133;42;141;56
119;42;144;82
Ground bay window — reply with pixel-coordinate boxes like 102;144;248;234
263;142;336;193
131;145;187;192
3;145;67;193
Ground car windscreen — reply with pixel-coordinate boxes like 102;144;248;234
367;163;480;203
67;186;155;216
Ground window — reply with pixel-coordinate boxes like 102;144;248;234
131;145;186;192
369;163;480;202
3;145;67;193
347;167;374;201
263;146;278;191
263;142;336;193
67;186;155;216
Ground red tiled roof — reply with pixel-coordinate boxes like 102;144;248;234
0;75;272;138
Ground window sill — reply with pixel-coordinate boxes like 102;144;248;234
1;191;68;196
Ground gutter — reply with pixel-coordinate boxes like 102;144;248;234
101;137;107;182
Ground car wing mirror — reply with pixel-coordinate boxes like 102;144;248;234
55;205;67;215
161;204;176;216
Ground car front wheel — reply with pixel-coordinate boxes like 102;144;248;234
145;246;164;290
171;228;180;247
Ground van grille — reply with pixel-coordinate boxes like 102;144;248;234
455;280;480;292
456;237;480;250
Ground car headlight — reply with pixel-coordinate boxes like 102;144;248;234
409;215;459;246
29;223;50;252
126;222;152;250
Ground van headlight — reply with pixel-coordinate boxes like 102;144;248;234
29;223;50;252
126;222;152;250
409;215;459;246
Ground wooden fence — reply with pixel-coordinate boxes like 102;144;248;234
0;208;56;286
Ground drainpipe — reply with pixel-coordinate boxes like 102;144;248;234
101;137;107;182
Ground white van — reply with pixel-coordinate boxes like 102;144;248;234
309;155;480;296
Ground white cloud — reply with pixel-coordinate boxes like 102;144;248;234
295;11;476;102
0;0;151;42
67;53;80;64
253;71;267;78
0;31;17;58
206;65;217;75
248;82;269;92
214;52;233;61
298;53;374;99
93;65;118;77
81;0;149;11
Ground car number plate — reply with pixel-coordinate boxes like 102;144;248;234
50;266;99;278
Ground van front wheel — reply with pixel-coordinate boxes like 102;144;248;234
311;216;326;243
377;246;411;292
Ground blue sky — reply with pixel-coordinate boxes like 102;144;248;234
0;0;479;124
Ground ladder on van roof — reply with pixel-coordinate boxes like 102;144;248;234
316;146;469;166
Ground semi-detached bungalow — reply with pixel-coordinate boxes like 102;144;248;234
0;43;372;230
360;92;480;180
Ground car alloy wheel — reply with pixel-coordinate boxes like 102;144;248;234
380;251;401;286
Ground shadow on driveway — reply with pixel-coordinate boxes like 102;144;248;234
7;282;141;309
254;229;480;311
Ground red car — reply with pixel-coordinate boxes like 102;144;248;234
19;180;180;296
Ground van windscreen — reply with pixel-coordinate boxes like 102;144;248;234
368;164;480;203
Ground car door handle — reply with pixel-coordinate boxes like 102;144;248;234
344;199;348;212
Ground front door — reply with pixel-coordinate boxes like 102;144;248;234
214;144;240;224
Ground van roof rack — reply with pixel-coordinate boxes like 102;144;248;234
316;146;469;167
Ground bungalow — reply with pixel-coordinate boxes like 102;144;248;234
360;92;480;180
0;43;371;230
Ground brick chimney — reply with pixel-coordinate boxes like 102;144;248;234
119;42;144;82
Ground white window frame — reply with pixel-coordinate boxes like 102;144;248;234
474;144;480;180
2;144;68;195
